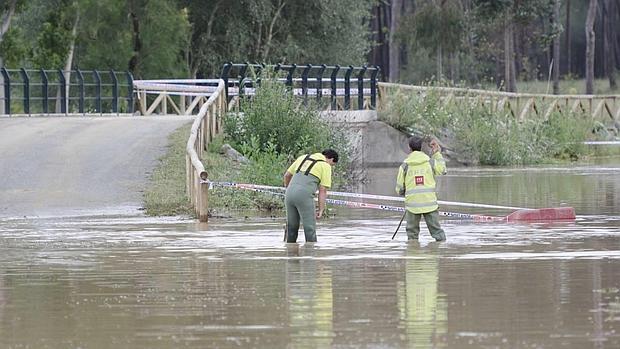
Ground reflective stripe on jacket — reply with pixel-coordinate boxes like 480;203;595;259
395;151;447;214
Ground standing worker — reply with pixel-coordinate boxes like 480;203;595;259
283;149;339;243
395;136;447;241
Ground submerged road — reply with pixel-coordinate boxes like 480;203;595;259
0;116;194;218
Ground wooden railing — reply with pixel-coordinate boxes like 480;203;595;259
184;79;226;221
379;82;620;121
133;79;221;116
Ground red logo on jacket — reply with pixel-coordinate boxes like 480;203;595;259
415;176;424;185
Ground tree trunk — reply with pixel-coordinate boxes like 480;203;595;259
565;0;572;75
437;42;443;80
128;1;142;78
585;0;598;94
552;0;561;94
262;0;285;61
58;7;79;114
605;0;617;89
504;14;516;92
389;0;403;82
0;0;17;44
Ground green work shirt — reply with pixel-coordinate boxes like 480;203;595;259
287;153;332;188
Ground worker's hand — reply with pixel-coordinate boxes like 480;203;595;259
430;138;441;154
316;209;323;219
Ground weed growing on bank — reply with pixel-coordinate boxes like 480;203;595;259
143;123;194;217
379;90;595;165
224;79;351;188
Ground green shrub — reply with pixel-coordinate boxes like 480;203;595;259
379;90;595;165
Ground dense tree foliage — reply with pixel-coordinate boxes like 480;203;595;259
0;0;618;92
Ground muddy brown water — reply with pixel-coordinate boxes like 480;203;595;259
0;159;619;348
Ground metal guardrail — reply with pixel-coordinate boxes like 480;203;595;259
220;63;380;110
0;68;134;115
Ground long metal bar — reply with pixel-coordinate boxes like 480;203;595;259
58;69;67;114
110;71;119;113
93;70;101;113
41;69;49;113
76;70;85;113
1;68;10;115
19;68;30;114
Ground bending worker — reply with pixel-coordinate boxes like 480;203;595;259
283;149;339;243
395;136;447;241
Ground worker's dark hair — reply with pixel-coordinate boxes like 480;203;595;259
408;136;423;151
322;149;339;163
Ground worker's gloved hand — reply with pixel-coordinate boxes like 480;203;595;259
430;139;441;154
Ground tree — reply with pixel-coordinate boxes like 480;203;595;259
585;0;597;94
603;0;617;90
552;0;561;94
389;0;403;82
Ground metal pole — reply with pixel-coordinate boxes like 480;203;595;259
317;64;326;104
330;65;340;110
301;64;311;105
344;65;353;110
126;71;134;113
357;66;367;109
370;67;380;109
76;70;85;113
1;68;10;115
93;70;102;113
110;71;119;113
20;68;30;115
58;69;67;114
41;69;49;114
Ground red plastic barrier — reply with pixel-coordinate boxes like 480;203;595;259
506;207;576;222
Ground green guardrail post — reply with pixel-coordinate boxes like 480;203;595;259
316;64;326;103
220;62;232;100
19;68;30;114
344;66;353;110
126;71;134;113
93;70;101;113
330;65;340;110
58;69;67;114
76;69;85;113
357;66;367;109
301;64;311;105
370;67;379;109
41;69;49;114
110;71;119;113
1;68;11;115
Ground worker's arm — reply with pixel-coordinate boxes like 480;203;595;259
316;185;328;218
395;163;407;196
430;139;447;175
283;171;293;187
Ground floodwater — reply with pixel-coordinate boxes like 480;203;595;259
1;159;619;348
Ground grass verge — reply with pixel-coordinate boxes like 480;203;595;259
143;124;285;218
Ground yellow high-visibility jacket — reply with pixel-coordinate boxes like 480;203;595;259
395;151;447;214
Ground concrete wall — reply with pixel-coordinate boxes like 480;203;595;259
321;110;410;186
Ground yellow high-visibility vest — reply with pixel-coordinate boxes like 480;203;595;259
395;151;446;214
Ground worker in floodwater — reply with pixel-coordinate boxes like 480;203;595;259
283;149;338;243
395;136;447;241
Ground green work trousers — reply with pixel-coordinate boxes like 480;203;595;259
406;210;446;241
285;173;320;242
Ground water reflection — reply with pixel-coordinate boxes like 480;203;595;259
400;243;447;348
286;244;334;348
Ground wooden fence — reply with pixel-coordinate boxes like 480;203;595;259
379;82;620;121
184;79;227;221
